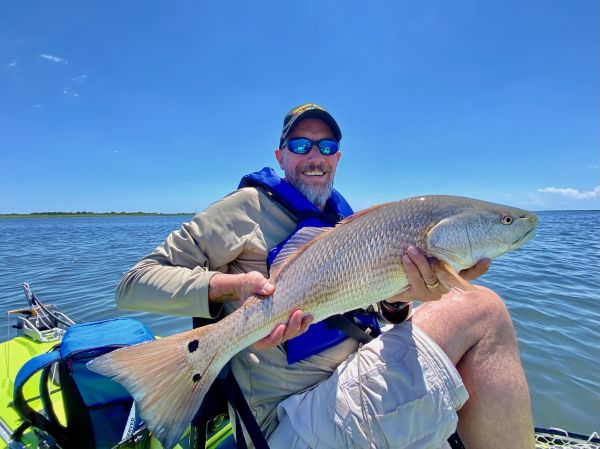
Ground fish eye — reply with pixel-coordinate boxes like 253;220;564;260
501;215;513;225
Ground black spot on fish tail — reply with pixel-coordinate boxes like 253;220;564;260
188;340;199;353
192;373;201;383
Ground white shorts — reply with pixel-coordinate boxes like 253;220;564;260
267;322;468;449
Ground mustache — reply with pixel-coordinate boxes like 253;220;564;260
297;164;329;173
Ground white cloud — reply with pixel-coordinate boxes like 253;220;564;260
40;53;68;64
7;60;17;69
523;192;549;208
72;74;87;83
62;86;79;97
537;186;600;200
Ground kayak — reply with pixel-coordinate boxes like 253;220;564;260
534;428;600;449
0;284;234;449
1;284;598;449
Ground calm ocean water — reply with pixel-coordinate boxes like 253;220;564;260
1;211;599;434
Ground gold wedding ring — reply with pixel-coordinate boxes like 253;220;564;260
426;280;440;290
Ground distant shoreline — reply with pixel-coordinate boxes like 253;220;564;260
1;210;597;219
0;212;194;218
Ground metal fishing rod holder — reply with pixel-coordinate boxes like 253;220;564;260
9;283;74;343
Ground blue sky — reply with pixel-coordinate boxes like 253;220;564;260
1;0;598;214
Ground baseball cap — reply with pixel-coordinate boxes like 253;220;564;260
279;103;342;148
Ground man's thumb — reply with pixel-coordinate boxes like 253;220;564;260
258;280;275;296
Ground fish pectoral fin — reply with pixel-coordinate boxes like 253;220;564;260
433;259;477;292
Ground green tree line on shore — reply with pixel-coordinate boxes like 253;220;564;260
0;211;193;218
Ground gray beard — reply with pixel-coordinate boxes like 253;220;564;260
285;172;334;209
293;178;334;209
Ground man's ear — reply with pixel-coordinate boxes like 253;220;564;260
275;148;284;169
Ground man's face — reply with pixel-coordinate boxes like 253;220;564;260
275;118;341;209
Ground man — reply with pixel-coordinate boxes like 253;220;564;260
117;104;534;449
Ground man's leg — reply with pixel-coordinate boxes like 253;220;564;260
412;287;535;449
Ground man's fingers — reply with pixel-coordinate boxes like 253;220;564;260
282;310;303;341
253;310;314;351
402;253;421;281
402;253;435;294
402;247;447;301
247;271;274;296
257;280;275;296
282;310;313;341
299;313;314;333
254;324;285;350
406;246;438;286
402;254;432;300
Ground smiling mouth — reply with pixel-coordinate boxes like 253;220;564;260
303;170;326;176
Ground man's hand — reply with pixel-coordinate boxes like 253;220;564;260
386;246;492;303
209;272;313;350
238;271;276;301
254;309;314;351
208;271;275;303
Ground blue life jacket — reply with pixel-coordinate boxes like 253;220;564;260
239;167;380;364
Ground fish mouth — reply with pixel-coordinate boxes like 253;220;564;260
511;227;536;247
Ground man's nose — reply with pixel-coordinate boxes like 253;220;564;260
305;144;322;160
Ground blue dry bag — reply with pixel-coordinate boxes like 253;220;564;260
13;318;155;449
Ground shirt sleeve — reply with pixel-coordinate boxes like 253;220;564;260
115;188;263;318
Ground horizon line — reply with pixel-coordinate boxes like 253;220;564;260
1;209;599;217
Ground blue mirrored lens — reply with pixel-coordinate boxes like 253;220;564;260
287;138;313;154
317;140;339;155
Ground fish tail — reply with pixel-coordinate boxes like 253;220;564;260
87;324;227;449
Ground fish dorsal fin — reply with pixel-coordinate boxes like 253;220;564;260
338;203;388;225
270;226;332;280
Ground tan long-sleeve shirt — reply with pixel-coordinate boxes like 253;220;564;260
116;186;361;439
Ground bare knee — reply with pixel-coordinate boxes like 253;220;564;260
412;287;517;364
470;287;513;330
415;286;511;331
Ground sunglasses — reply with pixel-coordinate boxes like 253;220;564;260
284;137;340;156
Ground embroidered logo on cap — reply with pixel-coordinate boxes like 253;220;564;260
291;103;325;115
